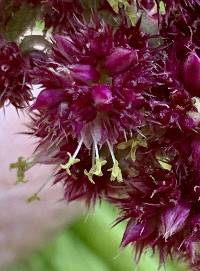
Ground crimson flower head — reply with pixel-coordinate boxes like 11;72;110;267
29;15;155;204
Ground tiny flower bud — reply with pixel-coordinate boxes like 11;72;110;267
69;64;100;83
92;84;113;111
140;0;155;10
32;89;65;110
104;47;138;75
54;34;77;56
90;31;113;57
121;219;154;247
192;139;200;174
182;51;200;96
161;203;190;240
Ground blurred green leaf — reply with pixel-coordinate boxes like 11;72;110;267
5;3;39;41
10;202;187;271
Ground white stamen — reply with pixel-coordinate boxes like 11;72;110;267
92;144;95;166
72;137;84;159
107;140;116;162
93;138;100;159
123;130;127;142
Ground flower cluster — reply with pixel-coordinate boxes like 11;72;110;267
28;16;151;202
3;0;200;270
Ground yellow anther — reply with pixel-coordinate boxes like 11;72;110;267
61;153;80;175
93;159;107;176
10;156;30;184
108;160;123;182
84;159;107;183
156;153;172;171
117;135;147;161
27;193;40;203
84;169;95;183
130;137;147;161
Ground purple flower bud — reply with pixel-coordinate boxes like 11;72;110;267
92;84;113;111
194;187;200;201
121;219;154;247
182;52;200;96
156;108;171;125
90;31;113;57
140;0;155;10
190;215;200;230
104;47;138;75
191;139;200;173
53;34;79;58
180;115;195;131
170;89;191;106
32;89;65;110
69;64;100;83
160;203;190;240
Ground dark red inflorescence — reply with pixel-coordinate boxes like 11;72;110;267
12;0;200;269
